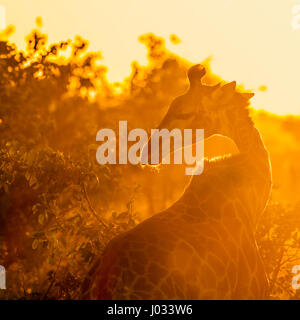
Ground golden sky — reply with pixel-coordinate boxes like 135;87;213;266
2;0;300;115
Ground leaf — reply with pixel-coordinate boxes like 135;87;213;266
29;174;37;187
26;150;36;166
38;214;44;225
32;204;39;214
25;170;31;181
3;184;9;193
32;239;39;250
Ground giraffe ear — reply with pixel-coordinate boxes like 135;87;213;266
240;92;255;100
217;81;236;103
223;81;236;91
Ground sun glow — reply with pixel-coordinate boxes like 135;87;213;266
1;0;299;115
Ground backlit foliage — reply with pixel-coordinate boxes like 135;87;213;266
0;22;300;299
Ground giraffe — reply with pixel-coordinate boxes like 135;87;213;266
82;65;272;300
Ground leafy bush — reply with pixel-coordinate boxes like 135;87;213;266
0;23;300;300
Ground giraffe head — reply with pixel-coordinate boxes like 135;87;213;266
142;65;254;163
156;64;254;143
155;65;216;137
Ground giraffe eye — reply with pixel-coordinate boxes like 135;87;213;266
177;112;193;120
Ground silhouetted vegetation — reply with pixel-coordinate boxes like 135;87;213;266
0;22;300;299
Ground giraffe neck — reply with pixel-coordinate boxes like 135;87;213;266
182;112;271;228
224;117;272;221
227;114;267;157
